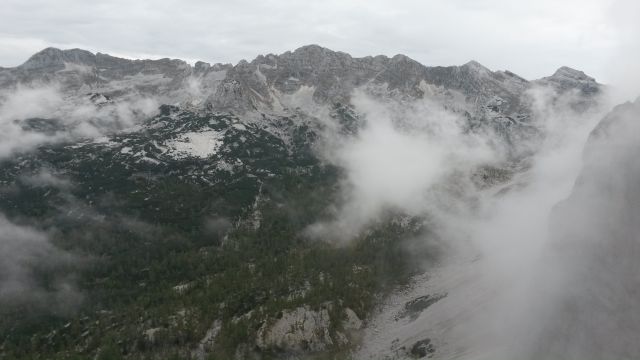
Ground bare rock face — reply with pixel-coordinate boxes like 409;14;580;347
193;320;222;360
255;304;363;354
256;304;334;353
410;338;435;358
343;307;363;331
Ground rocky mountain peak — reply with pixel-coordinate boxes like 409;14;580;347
534;65;600;96
390;54;411;63
462;60;491;74
288;44;355;61
551;66;595;82
278;44;355;68
20;47;95;70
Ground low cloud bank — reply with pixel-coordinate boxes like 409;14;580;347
0;83;158;159
307;90;497;242
0;214;82;313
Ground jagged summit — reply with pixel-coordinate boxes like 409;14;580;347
8;45;598;83
551;66;595;82
289;44;338;56
284;45;415;64
1;45;602;114
463;60;491;73
535;65;599;96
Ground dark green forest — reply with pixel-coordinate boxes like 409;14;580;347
0;107;436;359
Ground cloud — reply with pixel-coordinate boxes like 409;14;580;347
520;98;640;358
0;214;82;312
307;90;496;241
0;84;65;157
408;82;614;358
344;76;616;357
0;83;159;158
603;0;640;102
20;168;73;189
66;95;159;137
204;217;233;235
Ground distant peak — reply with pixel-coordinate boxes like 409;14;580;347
277;44;352;64
292;44;334;55
37;47;63;55
391;54;411;62
463;60;491;73
26;47;63;61
33;47;94;58
21;48;64;69
551;66;595;82
21;47;95;70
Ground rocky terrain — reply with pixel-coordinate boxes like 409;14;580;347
0;45;607;359
527;98;640;359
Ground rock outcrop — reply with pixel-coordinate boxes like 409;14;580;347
255;304;363;354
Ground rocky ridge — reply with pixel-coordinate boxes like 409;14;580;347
0;44;601;115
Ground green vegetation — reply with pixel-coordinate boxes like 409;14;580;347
0;108;434;359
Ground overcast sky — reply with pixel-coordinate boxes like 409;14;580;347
0;0;638;84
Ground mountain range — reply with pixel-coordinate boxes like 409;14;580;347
0;44;601;114
0;45;622;360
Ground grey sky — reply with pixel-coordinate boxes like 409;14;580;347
0;0;637;83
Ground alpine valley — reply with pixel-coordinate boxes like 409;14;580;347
1;45;635;360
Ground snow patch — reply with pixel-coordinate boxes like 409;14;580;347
166;130;223;159
232;123;247;131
